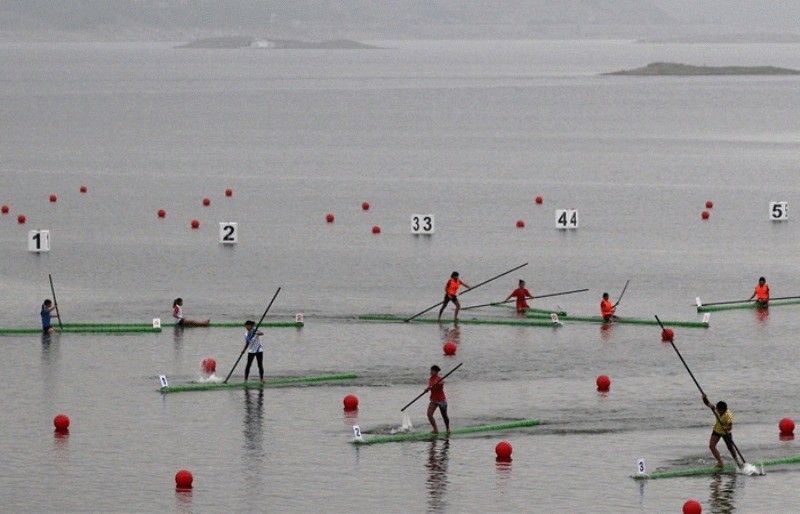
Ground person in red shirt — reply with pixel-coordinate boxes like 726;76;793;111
504;279;533;313
426;365;450;434
748;276;770;307
437;271;471;321
600;292;618;323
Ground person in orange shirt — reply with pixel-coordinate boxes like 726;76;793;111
748;276;770;307
600;292;618;323
437;271;471;321
504;279;533;313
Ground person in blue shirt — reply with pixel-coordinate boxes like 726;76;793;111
41;299;57;334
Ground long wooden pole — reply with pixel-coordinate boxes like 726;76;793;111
400;363;463;412
48;274;63;330
223;287;281;384
462;288;588;311
404;263;528;322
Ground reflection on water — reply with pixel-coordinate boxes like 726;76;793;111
242;389;266;490
175;488;193;514
495;457;512;492
755;307;769;325
440;325;460;345
599;323;613;342
425;439;450;513
709;473;740;514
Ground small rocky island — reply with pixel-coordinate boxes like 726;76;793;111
177;36;377;49
606;62;800;76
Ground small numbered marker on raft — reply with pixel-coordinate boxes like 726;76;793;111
637;458;647;475
702;313;710;324
152;318;161;329
550;313;563;326
695;297;702;307
411;214;435;234
159;375;169;388
295;313;304;324
353;425;363;441
555;209;579;229
28;230;50;252
219;222;238;244
770;201;788;221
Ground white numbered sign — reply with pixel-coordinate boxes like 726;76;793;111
159;375;169;388
555;210;579;229
153;318;161;329
702;313;710;324
411;214;435;234
28;230;51;252
636;458;646;475
295;313;304;324
770;202;788;221
353;425;363;440
219;222;238;244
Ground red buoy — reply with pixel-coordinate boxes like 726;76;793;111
201;357;217;375
17;214;26;224
779;417;795;436
361;201;370;211
175;469;193;489
157;209;166;218
202;197;211;206
516;219;525;228
53;413;70;432
326;213;334;223
225;188;233;197
661;328;674;342
495;440;513;459
80;185;88;193
343;394;359;411
535;196;543;204
683;499;702;514
596;374;611;391
443;341;457;355
191;219;200;229
371;225;381;234
705;200;713;209
49;194;57;202
701;210;710;220
1;204;8;214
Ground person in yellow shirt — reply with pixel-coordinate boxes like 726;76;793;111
702;394;742;468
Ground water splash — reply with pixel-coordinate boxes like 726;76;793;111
390;414;415;434
740;463;761;476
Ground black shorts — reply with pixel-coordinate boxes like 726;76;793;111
443;294;458;303
711;431;733;443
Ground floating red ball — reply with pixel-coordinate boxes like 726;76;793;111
17;214;26;224
535;196;543;204
495;440;513;459
683;499;702;514
191;219;200;229
596;374;611;391
343;394;359;411
80;185;88;193
1;204;9;214
701;210;710;220
661;328;674;342
443;341;457;355
779;417;795;436
225;188;233;197
516;219;525;228
53;413;70;432
202;197;211;206
201;357;217;374
705;200;713;209
371;225;381;234
361;201;370;211
49;194;57;202
326;213;334;223
175;469;193;489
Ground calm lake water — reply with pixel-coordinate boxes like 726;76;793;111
1;39;800;513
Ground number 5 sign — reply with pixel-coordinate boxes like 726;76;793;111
770;202;787;221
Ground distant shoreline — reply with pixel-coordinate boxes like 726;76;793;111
176;36;379;49
606;62;800;76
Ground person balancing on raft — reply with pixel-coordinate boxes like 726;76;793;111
426;365;450;434
600;292;619;323
437;271;471;321
748;276;770;307
504;279;534;313
702;393;742;468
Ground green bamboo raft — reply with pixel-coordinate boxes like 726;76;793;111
160;372;357;393
0;320;303;335
358;315;558;327
353;418;541;445
492;305;568;316
524;313;709;328
632;455;800;479
697;299;800;312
